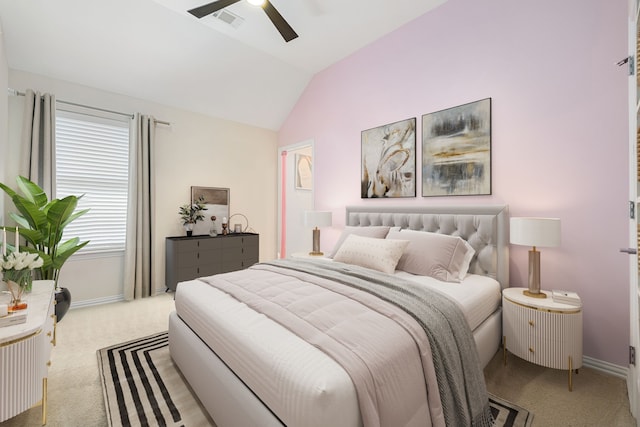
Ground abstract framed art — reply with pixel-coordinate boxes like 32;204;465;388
421;98;491;197
295;154;312;190
190;186;230;235
361;117;416;198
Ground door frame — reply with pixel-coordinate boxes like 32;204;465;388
277;140;315;258
627;1;640;421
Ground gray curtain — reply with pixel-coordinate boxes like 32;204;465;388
123;114;155;300
21;89;56;196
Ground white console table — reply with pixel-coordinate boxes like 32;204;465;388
0;280;56;424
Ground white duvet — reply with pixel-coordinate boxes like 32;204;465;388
174;270;500;427
394;271;501;331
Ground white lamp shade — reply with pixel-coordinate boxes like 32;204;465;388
304;211;332;228
510;217;561;247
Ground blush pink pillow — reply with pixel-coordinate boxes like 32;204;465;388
328;226;391;258
386;229;475;282
333;234;409;274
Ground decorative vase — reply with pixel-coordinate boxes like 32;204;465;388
184;223;194;237
55;287;72;321
5;277;30;311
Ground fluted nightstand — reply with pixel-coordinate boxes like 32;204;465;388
502;287;583;391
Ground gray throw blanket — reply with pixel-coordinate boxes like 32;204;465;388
264;259;493;427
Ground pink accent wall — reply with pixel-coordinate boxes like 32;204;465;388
278;0;629;366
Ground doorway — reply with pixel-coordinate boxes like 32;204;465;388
277;140;314;258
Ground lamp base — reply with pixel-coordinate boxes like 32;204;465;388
523;290;547;299
308;251;324;256
525;248;546;298
311;227;322;255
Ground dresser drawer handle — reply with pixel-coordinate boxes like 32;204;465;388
528;320;534;326
529;347;534;353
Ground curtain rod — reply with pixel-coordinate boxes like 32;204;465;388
8;88;170;126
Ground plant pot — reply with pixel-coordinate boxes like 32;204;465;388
55;287;72;321
184;223;194;237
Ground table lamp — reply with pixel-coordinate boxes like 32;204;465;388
304;211;332;256
510;217;561;298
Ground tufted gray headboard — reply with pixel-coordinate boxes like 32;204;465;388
345;205;509;289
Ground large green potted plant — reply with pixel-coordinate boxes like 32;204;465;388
0;176;89;320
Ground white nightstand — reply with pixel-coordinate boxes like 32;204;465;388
502;287;583;391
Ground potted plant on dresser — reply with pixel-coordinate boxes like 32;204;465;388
0;176;89;321
179;195;207;236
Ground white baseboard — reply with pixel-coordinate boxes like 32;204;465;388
69;294;125;309
583;355;628;379
155;288;172;296
69;289;171;310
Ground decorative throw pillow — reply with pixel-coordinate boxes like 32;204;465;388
386;229;475;282
328;226;391;258
333;234;409;274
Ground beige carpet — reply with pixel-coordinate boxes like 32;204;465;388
0;293;636;426
484;350;636;426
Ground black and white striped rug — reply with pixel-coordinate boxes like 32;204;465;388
489;394;534;427
97;332;215;427
98;332;532;427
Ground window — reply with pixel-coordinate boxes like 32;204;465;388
55;109;130;254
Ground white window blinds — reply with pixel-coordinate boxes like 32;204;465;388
55;110;130;254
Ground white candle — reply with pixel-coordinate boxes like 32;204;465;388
0;304;7;317
223;217;227;224
2;228;6;256
14;226;18;253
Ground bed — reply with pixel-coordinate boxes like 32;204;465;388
168;205;509;427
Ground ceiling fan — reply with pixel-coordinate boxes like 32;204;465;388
188;0;298;42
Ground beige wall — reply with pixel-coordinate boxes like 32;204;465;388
6;70;278;306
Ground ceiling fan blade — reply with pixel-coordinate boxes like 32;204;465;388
262;1;298;42
188;0;241;19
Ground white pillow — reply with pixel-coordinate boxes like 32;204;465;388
328;226;391;258
386;229;475;282
333;234;409;274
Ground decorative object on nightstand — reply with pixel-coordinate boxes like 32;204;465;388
304;211;332;256
510;217;561;298
502;287;582;391
552;289;581;306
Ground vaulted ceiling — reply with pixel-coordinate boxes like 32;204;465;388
0;0;447;130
